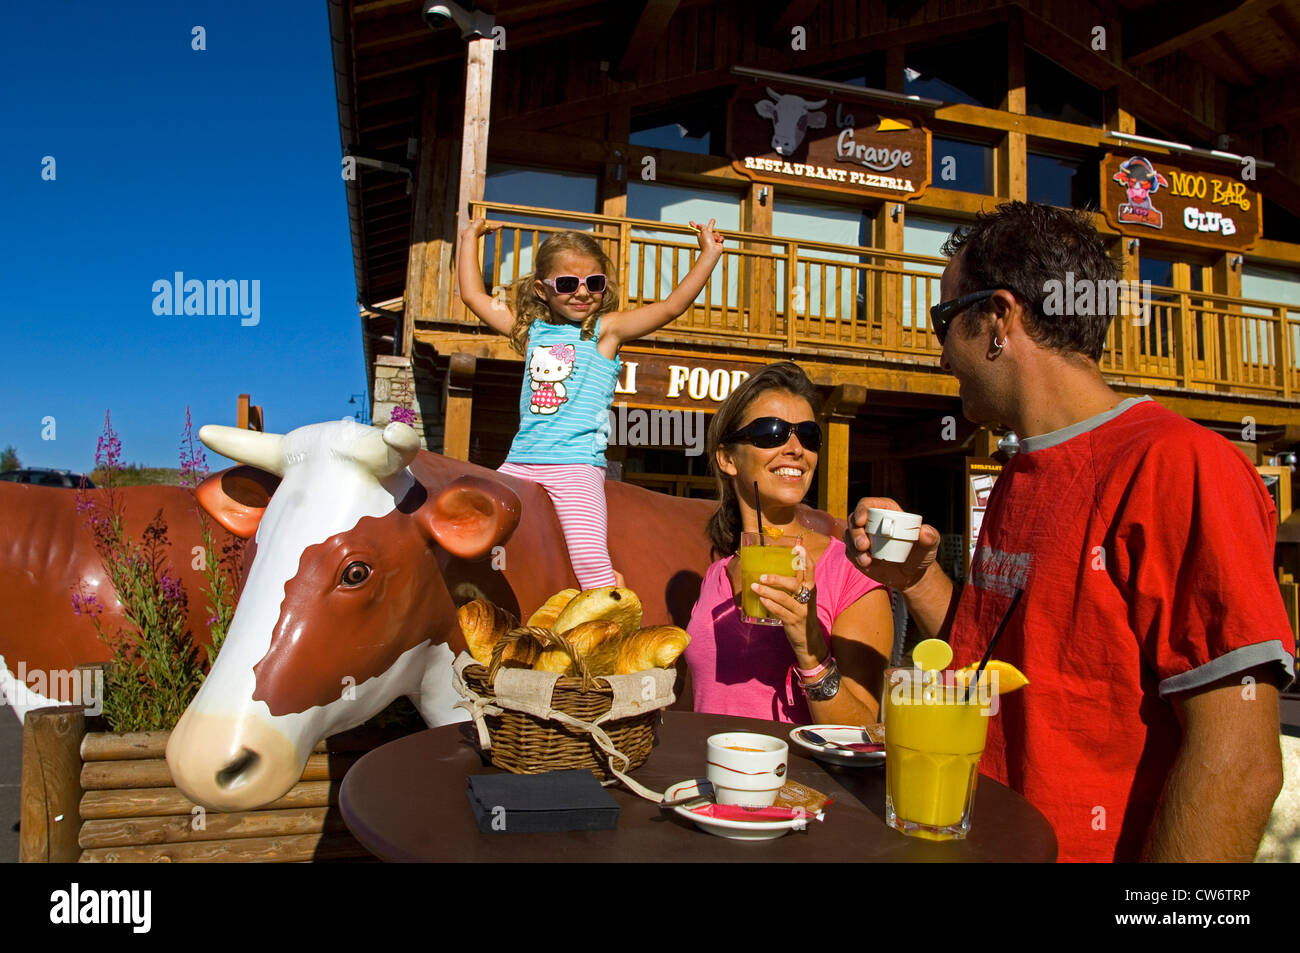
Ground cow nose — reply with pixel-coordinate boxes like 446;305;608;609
216;747;261;789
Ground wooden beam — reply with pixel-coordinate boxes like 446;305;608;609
456;37;494;226
1229;72;1300;130
1270;4;1300;55
442;353;477;460
1207;33;1260;88
615;0;681;78
817;384;867;519
766;0;824;45
1123;0;1257;67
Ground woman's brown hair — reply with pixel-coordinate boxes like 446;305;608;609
705;361;821;558
507;231;620;355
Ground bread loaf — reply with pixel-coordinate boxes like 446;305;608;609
552;586;642;640
458;599;519;665
615;626;691;675
525;588;579;629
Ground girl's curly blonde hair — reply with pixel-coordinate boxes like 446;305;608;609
508;231;620;355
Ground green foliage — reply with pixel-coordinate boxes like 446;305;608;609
0;446;19;472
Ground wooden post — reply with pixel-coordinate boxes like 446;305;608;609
19;706;86;862
236;394;263;431
874;203;904;348
405;76;439;348
817;384;866;520
442;353;477;461
744;182;774;338
973;428;999;459
998;8;1027;202
456;37;495;227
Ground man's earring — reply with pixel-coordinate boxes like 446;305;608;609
992;336;1007;351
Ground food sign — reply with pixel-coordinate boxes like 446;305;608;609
1100;153;1261;251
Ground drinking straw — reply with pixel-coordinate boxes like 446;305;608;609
754;480;765;544
958;587;1024;703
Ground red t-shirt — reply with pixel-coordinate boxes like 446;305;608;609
949;398;1296;862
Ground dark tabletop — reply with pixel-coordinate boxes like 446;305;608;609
339;711;1058;862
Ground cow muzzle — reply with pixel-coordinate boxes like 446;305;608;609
165;707;305;812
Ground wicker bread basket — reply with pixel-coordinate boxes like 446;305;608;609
455;626;672;781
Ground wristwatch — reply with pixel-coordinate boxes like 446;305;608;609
802;662;842;702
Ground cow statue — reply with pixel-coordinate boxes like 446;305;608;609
163;418;718;811
754;87;827;156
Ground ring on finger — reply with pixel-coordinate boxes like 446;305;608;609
795;586;812;605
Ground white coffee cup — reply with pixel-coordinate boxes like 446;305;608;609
706;732;789;807
865;507;924;563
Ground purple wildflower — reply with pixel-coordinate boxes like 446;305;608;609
178;406;209;489
390;406;416;425
72;590;105;618
95;411;122;473
159;574;185;603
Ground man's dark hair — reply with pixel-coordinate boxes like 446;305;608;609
941;202;1121;361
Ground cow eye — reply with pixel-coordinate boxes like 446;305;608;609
341;561;371;586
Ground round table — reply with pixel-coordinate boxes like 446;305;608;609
339;711;1058;862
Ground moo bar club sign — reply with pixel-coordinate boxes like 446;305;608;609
727;85;931;200
1100;153;1261;252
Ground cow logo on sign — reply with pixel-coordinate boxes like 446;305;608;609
754;87;827;157
1113;156;1169;229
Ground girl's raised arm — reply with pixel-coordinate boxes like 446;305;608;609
456;216;516;337
604;219;725;348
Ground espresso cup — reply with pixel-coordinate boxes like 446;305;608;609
706;732;789;807
865;507;924;563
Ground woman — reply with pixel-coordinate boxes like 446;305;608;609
684;362;894;724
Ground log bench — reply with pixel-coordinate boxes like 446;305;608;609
19;705;422;863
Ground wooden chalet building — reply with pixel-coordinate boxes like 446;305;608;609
329;0;1300;581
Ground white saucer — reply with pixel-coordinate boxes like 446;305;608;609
664;780;810;841
789;725;886;767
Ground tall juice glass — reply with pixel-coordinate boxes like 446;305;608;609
738;533;801;626
883;667;991;840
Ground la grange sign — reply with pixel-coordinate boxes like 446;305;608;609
727;86;932;200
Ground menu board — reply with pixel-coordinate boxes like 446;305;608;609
965;458;1004;577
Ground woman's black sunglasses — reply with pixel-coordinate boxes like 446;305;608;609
721;417;822;453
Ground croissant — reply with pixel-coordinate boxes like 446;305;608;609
458;599;519;665
533;619;622;674
526;588;579;629
615;626;691;675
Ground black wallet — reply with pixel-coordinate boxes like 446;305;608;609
466;770;621;834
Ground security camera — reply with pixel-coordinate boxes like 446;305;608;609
422;1;495;39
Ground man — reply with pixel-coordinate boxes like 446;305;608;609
847;201;1294;862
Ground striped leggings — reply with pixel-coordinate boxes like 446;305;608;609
496;461;618;590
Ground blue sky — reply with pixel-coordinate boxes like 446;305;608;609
0;1;364;472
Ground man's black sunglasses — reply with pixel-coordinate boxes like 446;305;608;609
720;417;822;453
929;289;1002;344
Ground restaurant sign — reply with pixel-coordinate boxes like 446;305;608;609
727;85;931;200
613;351;770;411
1100;154;1260;251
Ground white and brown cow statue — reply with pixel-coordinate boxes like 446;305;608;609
164;418;717;811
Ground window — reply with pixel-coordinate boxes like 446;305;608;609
1243;264;1300;368
482;166;599;289
902;216;954;332
773;198;869;321
1027;152;1098;209
625;182;741;305
1025;51;1104;127
930;137;994;195
904;29;1007;109
630;103;723;156
1263;199;1300;244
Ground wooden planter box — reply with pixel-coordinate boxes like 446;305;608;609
19;705;420;863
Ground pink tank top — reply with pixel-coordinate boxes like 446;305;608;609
684;537;883;723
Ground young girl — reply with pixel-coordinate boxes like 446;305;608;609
457;216;725;589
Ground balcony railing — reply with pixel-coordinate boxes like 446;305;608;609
464;201;1300;400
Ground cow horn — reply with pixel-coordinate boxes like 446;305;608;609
353;421;420;478
805;98;827;108
765;86;782;100
199;425;286;476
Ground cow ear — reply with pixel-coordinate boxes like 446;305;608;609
196;466;282;539
755;99;776;118
422;476;521;559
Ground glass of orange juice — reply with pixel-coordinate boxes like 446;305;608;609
738;532;802;625
883;666;991;840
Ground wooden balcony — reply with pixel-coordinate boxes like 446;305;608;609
461;201;1300;403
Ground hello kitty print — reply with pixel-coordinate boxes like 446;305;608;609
528;342;576;415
